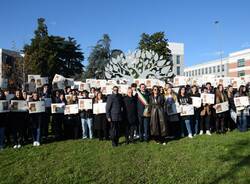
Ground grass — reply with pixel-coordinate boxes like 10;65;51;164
0;131;250;184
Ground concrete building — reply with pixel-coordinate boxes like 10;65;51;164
169;42;184;76
184;48;250;78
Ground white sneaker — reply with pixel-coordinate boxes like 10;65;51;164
199;130;203;135
13;145;18;149
33;142;36;146
17;144;21;148
82;136;87;139
206;130;211;136
188;134;193;138
162;142;166;146
194;133;197;137
36;142;40;146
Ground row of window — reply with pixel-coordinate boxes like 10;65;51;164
184;65;225;77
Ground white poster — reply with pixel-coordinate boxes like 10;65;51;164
166;103;181;115
215;101;229;114
10;100;28;112
234;96;250;107
93;102;106;114
64;78;74;87
191;97;201;108
28;101;45;113
78;99;93;110
52;74;65;83
180;104;194;116
51;103;65;114
118;85;129;94
0;100;9;113
174;76;187;86
64;104;79;115
78;82;90;91
101;85;113;95
201;93;215;104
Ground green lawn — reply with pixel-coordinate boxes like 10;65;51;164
0;131;250;184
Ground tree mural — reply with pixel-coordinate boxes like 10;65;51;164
104;50;173;81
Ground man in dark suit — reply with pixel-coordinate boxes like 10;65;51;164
106;86;124;147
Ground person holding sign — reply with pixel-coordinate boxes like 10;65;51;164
177;87;193;138
234;85;248;132
93;92;108;141
215;85;228;134
106;86;124;147
137;83;150;142
29;92;43;146
149;86;167;144
79;91;94;139
11;90;26;149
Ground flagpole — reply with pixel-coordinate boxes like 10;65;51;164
214;21;223;77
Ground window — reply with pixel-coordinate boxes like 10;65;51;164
192;71;194;76
222;65;224;72
209;67;212;74
177;66;180;75
217;65;220;72
238;70;245;77
237;59;245;67
202;68;204;74
205;68;208;74
198;69;200;75
189;71;191;76
213;66;216;73
176;55;180;64
195;70;197;76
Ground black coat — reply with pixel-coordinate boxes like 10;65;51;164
106;93;124;122
123;96;138;125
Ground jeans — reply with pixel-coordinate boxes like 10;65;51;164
81;118;93;139
138;116;150;141
181;119;192;135
238;112;247;132
33;127;41;142
0;128;5;149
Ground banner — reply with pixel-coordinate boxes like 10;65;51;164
180;104;194;116
64;104;79;115
51;103;65;114
28;101;45;113
78;99;93;110
215;101;229;113
201;93;215;104
234;96;250;107
0;100;9;113
10;100;28;112
93;102;106;114
191;97;201;108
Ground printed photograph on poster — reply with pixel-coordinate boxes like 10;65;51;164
51;103;65;114
180;105;194;116
28;101;45;113
201;93;215;104
64;104;79;115
93;102;106;114
215;102;229;113
234;96;250;107
0;100;9;113
191;97;201;108
10;100;28;112
78;99;93;110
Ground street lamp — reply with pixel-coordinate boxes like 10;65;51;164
214;20;223;77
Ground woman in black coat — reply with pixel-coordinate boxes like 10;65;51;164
123;87;138;144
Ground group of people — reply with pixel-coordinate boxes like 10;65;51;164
0;81;249;149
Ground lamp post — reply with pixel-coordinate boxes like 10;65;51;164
214;20;223;77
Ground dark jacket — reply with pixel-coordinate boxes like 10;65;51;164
106;93;124;122
123;96;138;125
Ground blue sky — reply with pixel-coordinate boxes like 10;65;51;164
1;0;250;66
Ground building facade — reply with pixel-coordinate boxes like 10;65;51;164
184;48;250;78
169;42;184;76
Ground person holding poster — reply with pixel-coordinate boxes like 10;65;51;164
79;91;94;139
0;90;7;150
199;87;212;135
11;90;26;149
29;92;43;146
123;87;138;144
93;92;108;141
149;86;167;144
106;86;124;147
52;91;66;140
177;87;193;138
234;85;248;132
137;83;150;142
215;84;228;134
189;85;201;136
226;85;236;131
164;86;179;138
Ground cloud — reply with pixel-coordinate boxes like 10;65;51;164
241;42;250;48
200;50;224;57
